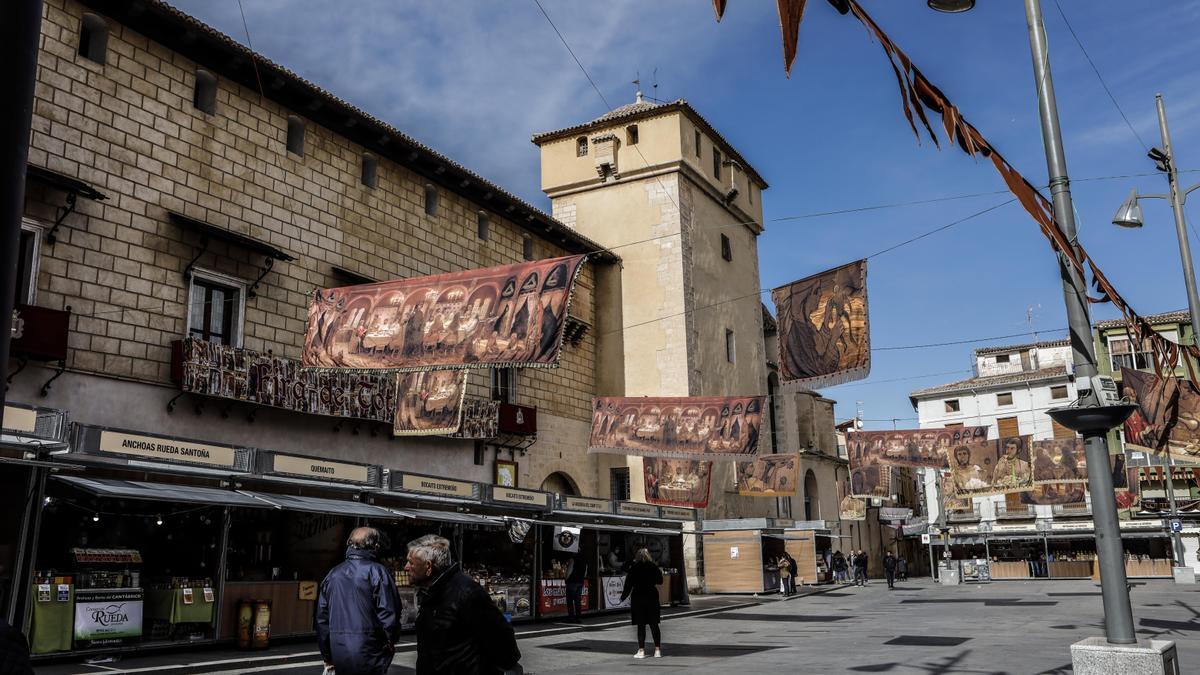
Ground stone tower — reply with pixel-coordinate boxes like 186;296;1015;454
533;95;776;520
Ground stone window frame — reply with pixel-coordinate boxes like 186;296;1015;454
725;328;736;364
286;115;305;157
477;211;490;241
193;68;218;115
720;233;732;262
186;267;247;348
361;153;378;188
576;136;588;157
522;235;534;261
626;124;639;146
16;218;44;305
424;184;439;217
78;13;109;65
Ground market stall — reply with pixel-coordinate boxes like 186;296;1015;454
701;518;789;594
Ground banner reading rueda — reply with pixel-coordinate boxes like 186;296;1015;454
392;370;468;436
644;458;712;508
772;260;870;388
1122;367;1200;458
846;426;988;470
949;437;1035;498
588;396;765;460
736;453;799;497
303;255;586;372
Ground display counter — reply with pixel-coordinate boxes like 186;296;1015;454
74;588;144;649
1124;558;1172;578
219;581;315;639
29;580;73;654
989;561;1031;579
1048;560;1093;579
145;587;215;627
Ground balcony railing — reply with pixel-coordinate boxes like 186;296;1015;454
947;508;981;522
995;504;1036;520
1052;503;1092;517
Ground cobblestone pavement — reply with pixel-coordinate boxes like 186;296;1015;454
36;578;1200;674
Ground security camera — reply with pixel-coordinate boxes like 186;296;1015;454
723;186;739;204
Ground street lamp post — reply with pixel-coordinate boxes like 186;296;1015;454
930;0;1137;645
1112;95;1200;573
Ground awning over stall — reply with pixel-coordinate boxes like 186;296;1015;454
399;507;504;526
239;491;401;519
54;475;268;508
532;518;679;536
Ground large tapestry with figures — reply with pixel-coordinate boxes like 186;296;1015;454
772;260;870;388
303;255;586;372
588;396;765;460
846;426;989;470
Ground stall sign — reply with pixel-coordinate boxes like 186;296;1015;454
920;533;932;545
271;454;372;484
659;506;696;521
561;496;612;514
730;546;740;559
616;502;659;518
203;587;215;602
601;576;630;609
97;430;238;469
552;526;581;553
950;524;979;534
537;579;589;615
1051;521;1094;532
490;487;550;509
992;523;1035;533
2;405;38;434
298;581;317;601
396;473;480;500
1120;519;1162;530
74;589;143;646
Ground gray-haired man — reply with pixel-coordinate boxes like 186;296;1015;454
406;534;521;674
316;527;402;675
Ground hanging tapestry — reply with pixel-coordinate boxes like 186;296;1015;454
588;396;765;460
644;457;712;508
850;461;893;500
1114;464;1141;513
1122;367;1200;458
736;453;800;497
846;426;988;470
1031;439;1087;485
949;436;1034;498
772;260;870;388
180;337;395;423
941;471;972;513
303;254;586;372
452;397;500;439
392;370;468;436
837;480;866;520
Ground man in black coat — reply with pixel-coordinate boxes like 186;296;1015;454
883;552;898;590
407;534;521;674
316;527;403;675
854;550;869;586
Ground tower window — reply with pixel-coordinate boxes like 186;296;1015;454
626;124;639;146
610;467;631;501
712;148;722;179
78;13;108;65
361;153;377;188
725;329;736;363
193;69;218;114
286;115;305;156
522;236;534;261
424;184;438;216
477;211;490;241
694;130;702;157
720;233;732;262
576;136;588;157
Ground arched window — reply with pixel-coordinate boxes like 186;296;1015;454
193;69;218;114
540;471;579;496
424;184;438;216
286;115;305;156
576;136;588;157
78;13;108;64
361;153;377;188
803;470;819;521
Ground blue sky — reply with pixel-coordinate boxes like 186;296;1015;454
174;0;1200;429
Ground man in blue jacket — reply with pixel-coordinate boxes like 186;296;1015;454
317;527;402;675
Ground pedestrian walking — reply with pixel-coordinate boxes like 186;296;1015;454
621;548;664;659
783;552;798;595
832;550;848;584
316;527;403;675
883;552;897;590
565;554;586;624
897;556;908;581
854;550;869;586
405;534;521;674
777;554;793;596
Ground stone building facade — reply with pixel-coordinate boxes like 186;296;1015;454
12;0;616;495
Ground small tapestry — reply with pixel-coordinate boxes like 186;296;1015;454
392;370;468;436
589;396;765;460
837;480;866;520
452;397;500;439
1031;439;1087;485
736;453;799;497
644;458;712;508
772;260;870;388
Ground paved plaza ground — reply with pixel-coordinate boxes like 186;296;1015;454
37;578;1200;674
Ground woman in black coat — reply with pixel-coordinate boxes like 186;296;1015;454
620;548;664;659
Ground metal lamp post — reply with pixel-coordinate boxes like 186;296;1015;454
1112;95;1200;573
931;0;1138;645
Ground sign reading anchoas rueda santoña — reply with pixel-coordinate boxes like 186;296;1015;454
589;396;765;460
772;259;870;388
303;255;586;372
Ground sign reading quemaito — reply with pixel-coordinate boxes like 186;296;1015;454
269;454;372;484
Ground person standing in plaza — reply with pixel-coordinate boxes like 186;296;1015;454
854;550;869;586
783;552;798;595
897;556;908;581
316;527;403;675
777;553;793;596
621;548;664;659
832;550;848;584
406;534;521;674
883;551;897;590
565;553;587;624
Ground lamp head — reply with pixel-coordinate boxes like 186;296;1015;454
928;0;976;12
1112;188;1144;228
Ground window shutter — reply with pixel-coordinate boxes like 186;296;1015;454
997;416;1020;439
